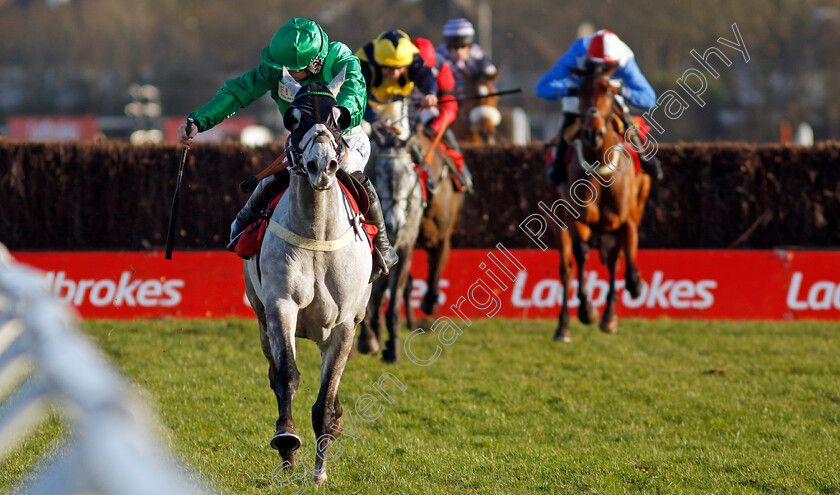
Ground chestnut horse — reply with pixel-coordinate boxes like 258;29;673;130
415;135;464;317
449;74;504;145
551;61;650;342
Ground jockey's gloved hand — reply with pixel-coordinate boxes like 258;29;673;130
420;94;438;108
177;122;198;148
554;80;577;98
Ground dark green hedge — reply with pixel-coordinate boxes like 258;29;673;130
2;139;838;251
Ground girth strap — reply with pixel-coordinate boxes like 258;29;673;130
267;219;356;251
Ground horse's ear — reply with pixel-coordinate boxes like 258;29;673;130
280;67;302;98
283;107;302;131
326;65;347;98
604;61;619;77
333;106;351;130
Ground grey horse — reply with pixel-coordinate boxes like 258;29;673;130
243;67;371;486
357;122;425;363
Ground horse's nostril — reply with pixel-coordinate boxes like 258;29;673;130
307;160;317;172
328;159;338;171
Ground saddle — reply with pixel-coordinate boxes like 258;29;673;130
234;170;375;259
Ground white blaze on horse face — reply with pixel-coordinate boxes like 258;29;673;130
326;65;347;98
298;123;339;189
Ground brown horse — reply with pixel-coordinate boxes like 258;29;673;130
449;74;504;145
415;135;464;317
551;61;651;342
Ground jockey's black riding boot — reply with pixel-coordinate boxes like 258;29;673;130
351;171;399;283
639;149;664;181
226;169;291;251
617;111;664;181
626;124;663;181
548;113;576;187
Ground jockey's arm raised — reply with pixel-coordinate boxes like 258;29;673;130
187;43;366;133
535;38;588;101
613;57;656;109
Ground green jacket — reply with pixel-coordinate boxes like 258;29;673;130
188;42;366;133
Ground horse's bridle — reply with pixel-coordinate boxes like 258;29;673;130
285;130;348;176
578;74;617;143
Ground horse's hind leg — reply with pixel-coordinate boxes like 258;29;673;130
384;250;413;363
311;324;355;486
266;301;302;467
358;279;386;355
403;274;415;330
600;237;621;334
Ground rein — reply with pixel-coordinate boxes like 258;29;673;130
274;86;358;251
578;74;617;139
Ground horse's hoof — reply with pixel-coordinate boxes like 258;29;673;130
553;327;572;343
382;346;399;364
578;305;597;325
357;336;380;355
311;471;328;486
626;271;642;298
420;296;439;316
600;317;619;334
270;430;301;452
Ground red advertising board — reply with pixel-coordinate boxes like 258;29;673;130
8;115;100;141
9;249;840;320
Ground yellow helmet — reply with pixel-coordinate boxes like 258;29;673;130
372;30;419;68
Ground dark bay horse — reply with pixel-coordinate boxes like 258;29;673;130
356;118;426;363
551;61;651;342
243;67;370;485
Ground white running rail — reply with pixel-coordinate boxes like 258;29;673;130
0;244;210;495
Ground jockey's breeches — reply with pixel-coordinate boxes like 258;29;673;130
340;126;370;175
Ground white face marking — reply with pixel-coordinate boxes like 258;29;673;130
298;123;339;188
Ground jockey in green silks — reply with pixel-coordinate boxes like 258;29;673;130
178;17;398;282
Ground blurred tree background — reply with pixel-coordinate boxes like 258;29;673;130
1;0;838;142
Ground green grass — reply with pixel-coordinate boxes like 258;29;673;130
2;318;840;494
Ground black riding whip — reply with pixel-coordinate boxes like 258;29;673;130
416;88;523;106
164;118;194;260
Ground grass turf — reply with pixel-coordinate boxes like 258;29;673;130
2;317;839;494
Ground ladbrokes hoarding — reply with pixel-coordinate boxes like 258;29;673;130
10;250;840;320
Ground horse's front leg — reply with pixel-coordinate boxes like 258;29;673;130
266;299;302;468
421;235;451;316
600;239;621;333
572;226;598;325
621;219;643;298
554;226;574;342
311;323;355;486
